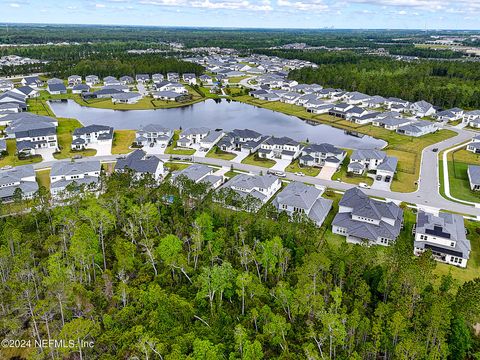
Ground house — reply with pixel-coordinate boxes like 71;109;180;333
71;84;90;94
0;165;38;202
67;75;82;86
218;129;266;153
0;80;14;92
11;86;39;99
273;182;332;227
464;110;480;125
376;157;398;181
414;210;471;268
329;103;353;119
199;74;212;84
119;76;134;85
349;109;375;124
177;127;210;148
345;91;371;105
5;114;58;156
435;108;464;122
47;83;67;95
71;124;113;150
372;115;412;130
111;92;142;104
278;92;300;104
103;76;121;86
467;135;480;154
396;120;437;137
50;160;102;198
154;81;188;94
384;97;409;110
363;95;386;108
85;75;99;86
152;91;189;102
299;143;346;168
167;72;180;82
21;76;43;88
217;174;281;211
91;88;124;99
348;149;387;174
171;164;223;189
467;165;480;191
258;136;302;161
295;93;319;106
0;102;22;113
182;73;197;85
199;130;224;149
134;125;173;148
136;74;150;84
332;188;403;246
115;149;164;181
152;73;164;83
47;78;64;85
409;100;436;117
102;84;129;93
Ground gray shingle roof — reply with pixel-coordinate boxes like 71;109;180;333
115;149;161;175
171;164;213;183
51;160;101;177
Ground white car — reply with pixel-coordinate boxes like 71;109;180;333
295;172;305;177
359;182;370;189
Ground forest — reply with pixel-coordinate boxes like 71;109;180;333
261;50;480;109
0;171;479;360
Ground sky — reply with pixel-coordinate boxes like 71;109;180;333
0;0;479;30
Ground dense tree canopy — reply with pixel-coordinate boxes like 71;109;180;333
0;172;479;359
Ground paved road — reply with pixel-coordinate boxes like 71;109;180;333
33;140;480;217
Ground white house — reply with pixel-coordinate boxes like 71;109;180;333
50;160;102;198
258;136;302;161
71;124;113;151
414;210;471;268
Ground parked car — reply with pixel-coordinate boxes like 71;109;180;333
432;148;439;152
376;175;382;181
275;171;286;178
359;182;370;189
295;172;305;177
385;176;391;182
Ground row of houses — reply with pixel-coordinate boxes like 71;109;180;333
172;163;471;269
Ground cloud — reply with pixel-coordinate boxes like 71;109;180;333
9;2;21;7
95;3;107;7
190;0;272;11
277;0;328;11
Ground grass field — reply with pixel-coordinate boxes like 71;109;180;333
206;146;237;160
444;148;480;202
35;169;51;190
112;130;136;154
285;160;320;177
234;96;456;193
164;162;191;172
241;153;276;168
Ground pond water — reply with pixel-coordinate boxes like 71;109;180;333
48;99;386;149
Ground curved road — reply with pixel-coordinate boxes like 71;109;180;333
33;125;480;218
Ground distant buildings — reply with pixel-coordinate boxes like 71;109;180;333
0;165;38;202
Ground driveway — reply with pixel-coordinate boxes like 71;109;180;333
90;142;112;156
137;83;148;96
37;148;56;162
317;165;337;180
371;179;391;191
232;151;250;163
271;159;291;171
144;144;167;155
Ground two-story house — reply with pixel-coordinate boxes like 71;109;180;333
50;160;102;198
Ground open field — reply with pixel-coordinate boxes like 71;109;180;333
241;153;276;168
234;96;456;192
285;160;320;177
444;148;480;202
111;130;136;154
206;146;237;161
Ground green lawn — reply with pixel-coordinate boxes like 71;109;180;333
241;153;276;168
0;139;43;167
112;130;136;154
285;160;320;177
35;169;51;191
444;148;480;202
206;146;237;160
165;130;196;155
53;118;97;160
234;95;456;193
164;162;191;172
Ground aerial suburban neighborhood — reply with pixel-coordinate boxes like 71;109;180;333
0;18;479;360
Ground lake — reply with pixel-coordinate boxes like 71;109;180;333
48;99;386;149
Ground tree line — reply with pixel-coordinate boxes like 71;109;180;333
0;171;479;359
